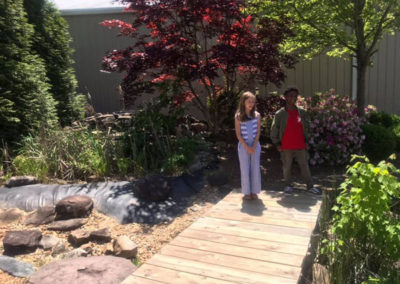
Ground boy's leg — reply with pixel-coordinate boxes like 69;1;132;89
281;150;294;187
250;143;262;194
295;150;313;189
238;144;251;195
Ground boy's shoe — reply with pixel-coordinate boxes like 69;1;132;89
284;186;293;195
308;187;322;195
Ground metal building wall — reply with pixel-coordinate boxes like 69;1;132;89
262;55;352;98
63;10;399;115
366;33;400;115
63;11;133;113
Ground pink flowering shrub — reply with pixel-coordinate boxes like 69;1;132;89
305;90;366;166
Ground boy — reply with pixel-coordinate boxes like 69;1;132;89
270;87;321;195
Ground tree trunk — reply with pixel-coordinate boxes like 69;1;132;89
356;61;368;117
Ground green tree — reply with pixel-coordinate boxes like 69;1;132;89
250;0;400;115
23;0;85;126
0;0;58;145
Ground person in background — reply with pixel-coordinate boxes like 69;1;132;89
270;87;321;195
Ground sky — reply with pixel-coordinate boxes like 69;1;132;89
49;0;126;10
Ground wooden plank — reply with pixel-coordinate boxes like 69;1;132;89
134;264;234;284
179;228;308;256
219;198;321;214
148;254;297;284
197;217;313;237
189;219;311;246
170;236;305;267
223;189;322;204
160;245;301;280
221;192;323;205
212;200;319;219
207;209;317;230
121;275;165;284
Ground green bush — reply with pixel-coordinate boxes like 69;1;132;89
392;123;400;151
361;124;396;162
24;0;86;125
368;111;400;128
13;129;113;180
0;0;58;145
325;155;400;283
121;86;206;176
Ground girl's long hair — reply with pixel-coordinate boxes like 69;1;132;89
236;91;256;122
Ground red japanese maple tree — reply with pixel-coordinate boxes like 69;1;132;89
102;0;295;131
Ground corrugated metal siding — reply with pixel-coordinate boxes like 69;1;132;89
261;55;352;98
64;12;399;115
366;33;400;115
64;12;133;113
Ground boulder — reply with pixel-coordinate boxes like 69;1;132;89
24;206;56;225
5;176;38;187
62;248;87;259
55;195;93;220
39;235;60;251
0;255;35;277
68;229;90;246
47;218;87;231
0;208;25;224
28;256;136;284
90;228;111;242
132;174;171;202
113;236;138;259
51;242;66;256
3;230;42;255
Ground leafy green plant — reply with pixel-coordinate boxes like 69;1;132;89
325;155;400;284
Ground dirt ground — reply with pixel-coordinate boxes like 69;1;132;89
0;142;346;283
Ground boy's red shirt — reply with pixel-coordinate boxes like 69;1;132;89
281;109;306;150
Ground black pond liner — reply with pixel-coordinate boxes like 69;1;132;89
0;170;205;224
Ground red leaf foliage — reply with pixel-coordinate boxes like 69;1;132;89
102;0;296;128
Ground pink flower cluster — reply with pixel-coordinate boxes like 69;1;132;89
301;90;366;166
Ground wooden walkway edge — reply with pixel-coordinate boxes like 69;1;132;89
122;190;321;284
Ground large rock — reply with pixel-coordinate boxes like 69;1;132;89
55;195;93;220
0;208;25;224
39;235;60;251
132;174;171;202
47;218;87;231
5;176;38;187
28;256;136;284
0;255;35;277
24;206;56;225
90;228;111;242
3;230;42;255
113;236;138;259
68;229;90;246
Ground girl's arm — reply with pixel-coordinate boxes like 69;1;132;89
252;112;261;149
235;116;251;151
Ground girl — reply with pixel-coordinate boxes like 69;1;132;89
235;91;262;200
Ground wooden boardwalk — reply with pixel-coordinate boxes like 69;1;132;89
122;190;322;284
